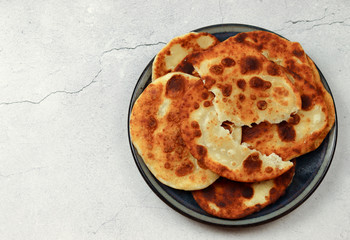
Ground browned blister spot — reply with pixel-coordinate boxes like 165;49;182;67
146;143;153;150
270;40;287;54
242;186;254;199
255;44;263;51
189;51;201;61
196;145;207;157
192;177;264;218
237;79;246;91
201;92;209;99
174;58;195;75
209;64;224;75
194;102;200;109
240;56;262;74
265;166;273;173
220;84;233;97
273;87;289;96
176;131;185;146
242;122;270;142
163;136;175;153
175;146;184;155
191;121;200;129
194;130;202;137
164;162;171;169
257;100;267;110
165;74;185;98
258;92;270;98
235;32;247;43
249;77;271;90
277;121;296;142
243;153;262;174
250;94;257;100
267;63;281;76
204;101;211;107
195;145;208;169
221;57;236;67
147;116;158;131
148;86;162;100
175;161;194;177
301;94;313;110
288;113;300;125
292;49;304;58
239;93;246;102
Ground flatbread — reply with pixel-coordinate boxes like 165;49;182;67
192;161;296;219
189;37;301;126
232;31;334;160
152;32;219;80
307;56;336;146
181;80;293;182
232;31;327;114
130;72;219;190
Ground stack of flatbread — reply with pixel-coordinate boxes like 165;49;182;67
129;31;335;219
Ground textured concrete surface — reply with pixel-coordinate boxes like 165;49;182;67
0;0;349;239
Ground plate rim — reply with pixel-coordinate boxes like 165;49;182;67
127;23;338;227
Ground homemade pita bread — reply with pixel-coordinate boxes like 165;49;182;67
152;32;219;80
189;37;301;126
130;72;219;190
192;161;295;219
130;30;335;220
232;31;335;160
180;80;293;182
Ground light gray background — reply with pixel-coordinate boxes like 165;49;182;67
0;0;348;239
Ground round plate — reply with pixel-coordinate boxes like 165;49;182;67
127;24;338;226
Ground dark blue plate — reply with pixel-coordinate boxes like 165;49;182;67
127;24;338;226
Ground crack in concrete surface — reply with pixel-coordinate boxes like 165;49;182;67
307;17;350;30
272;7;350;32
0;69;102;106
0;41;167;106
286;7;329;24
91;207;124;235
99;41;166;59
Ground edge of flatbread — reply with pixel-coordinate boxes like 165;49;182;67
130;72;219;190
152;32;219;80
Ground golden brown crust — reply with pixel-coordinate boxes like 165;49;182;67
130;72;218;190
180;80;212;162
180;79;293;182
233;31;326;111
241;116;327;161
130;30;335;220
192;161;296;219
188;36;302;127
306;55;336;144
233;31;332;161
152;32;220;80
